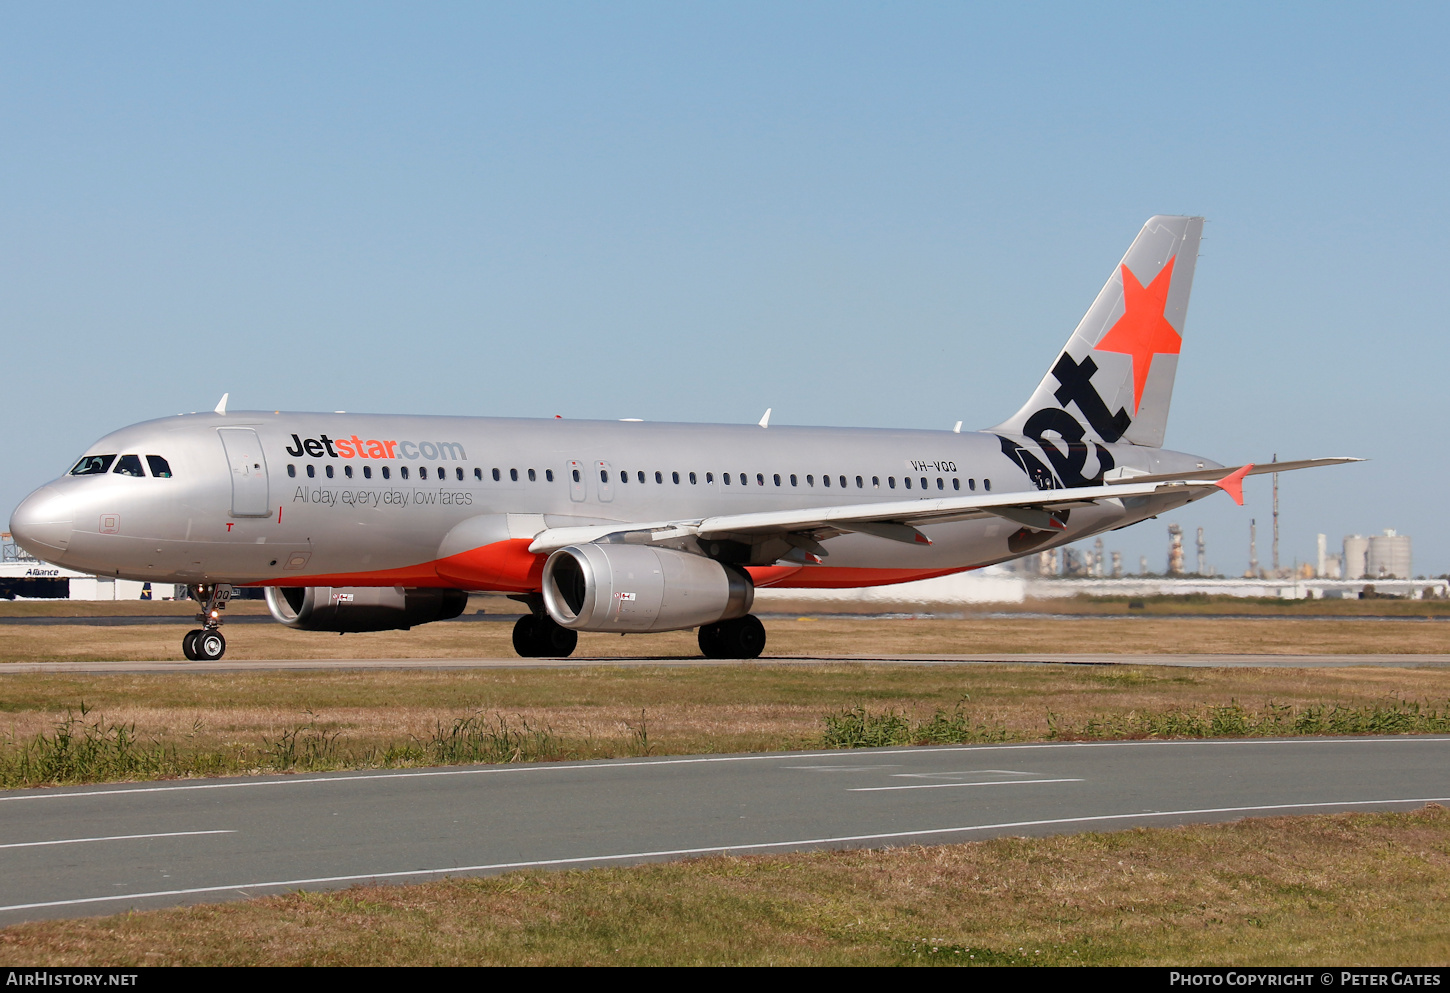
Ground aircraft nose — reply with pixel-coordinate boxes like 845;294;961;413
9;486;74;558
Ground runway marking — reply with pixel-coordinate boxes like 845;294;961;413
2;735;1447;804
0;830;235;851
2;795;1447;915
850;778;1084;792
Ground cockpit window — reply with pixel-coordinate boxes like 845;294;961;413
146;455;173;478
70;455;116;475
113;455;146;477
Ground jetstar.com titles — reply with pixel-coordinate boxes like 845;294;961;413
284;433;466;462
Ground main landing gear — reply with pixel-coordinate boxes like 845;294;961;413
512;612;579;658
182;584;232;661
698;615;766;660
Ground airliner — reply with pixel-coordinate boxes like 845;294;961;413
8;216;1356;661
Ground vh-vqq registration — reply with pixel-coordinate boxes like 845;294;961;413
9;217;1357;661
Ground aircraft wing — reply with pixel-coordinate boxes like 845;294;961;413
527;457;1361;555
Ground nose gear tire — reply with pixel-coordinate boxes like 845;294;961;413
195;630;226;661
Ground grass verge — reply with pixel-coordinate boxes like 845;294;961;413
1;664;1448;787
4;806;1447;965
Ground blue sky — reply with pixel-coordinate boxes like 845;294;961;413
3;3;1446;575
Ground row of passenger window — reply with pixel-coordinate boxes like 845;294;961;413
285;461;992;493
287;463;555;483
69;454;174;478
594;469;990;492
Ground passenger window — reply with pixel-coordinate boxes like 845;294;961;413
790;474;798;486
620;470;628;484
437;466;444;478
400;466;408;480
457;467;465;481
654;471;662;483
145;456;173;478
888;476;896;488
572;469;580;482
638;471;645;484
969;478;976;491
545;469;554;482
325;465;334;479
494;468;502;482
921;477;928;490
936;478;944;490
510;468;519;482
382;466;391;480
364;466;373;480
475;468;483;481
952;478;959;491
757;473;765;486
420;466;428;480
672;471;679;484
823;475;830;487
706;472;713;483
773;474;781;486
307;465;316;478
904;477;911;489
689;472;697;484
528;468;536;482
872;476;879;488
113;455;145;477
69;455;116;476
856;476;863;488
723;473;731;485
344;465;353;479
287;464;296;478
984;478;991;491
600;470;608;483
806;475;814;486
840;476;847;488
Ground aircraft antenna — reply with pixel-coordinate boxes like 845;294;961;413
758;408;771;428
214;393;229;415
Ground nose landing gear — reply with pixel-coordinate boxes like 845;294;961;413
183;584;232;661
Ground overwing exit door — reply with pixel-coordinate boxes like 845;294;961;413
218;428;271;517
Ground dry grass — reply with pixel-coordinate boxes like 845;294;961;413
2;613;1450;664
4;805;1447;966
1;663;1448;783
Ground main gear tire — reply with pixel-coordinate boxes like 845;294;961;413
512;615;579;658
182;629;203;661
698;614;766;659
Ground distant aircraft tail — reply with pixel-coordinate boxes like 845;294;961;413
992;215;1203;451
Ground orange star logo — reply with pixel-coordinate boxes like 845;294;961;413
1094;255;1181;414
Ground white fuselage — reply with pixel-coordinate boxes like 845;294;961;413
10;411;1216;592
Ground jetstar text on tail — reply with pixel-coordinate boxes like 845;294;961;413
284;434;467;461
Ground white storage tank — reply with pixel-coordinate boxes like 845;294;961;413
1367;530;1412;579
1343;535;1369;580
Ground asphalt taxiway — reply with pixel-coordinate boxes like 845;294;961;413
1;735;1447;924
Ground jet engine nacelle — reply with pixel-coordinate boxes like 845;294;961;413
542;544;754;633
265;585;468;632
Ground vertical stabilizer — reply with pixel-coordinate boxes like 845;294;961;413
992;215;1203;450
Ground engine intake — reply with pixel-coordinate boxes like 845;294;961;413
265;586;468;632
542;544;753;633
